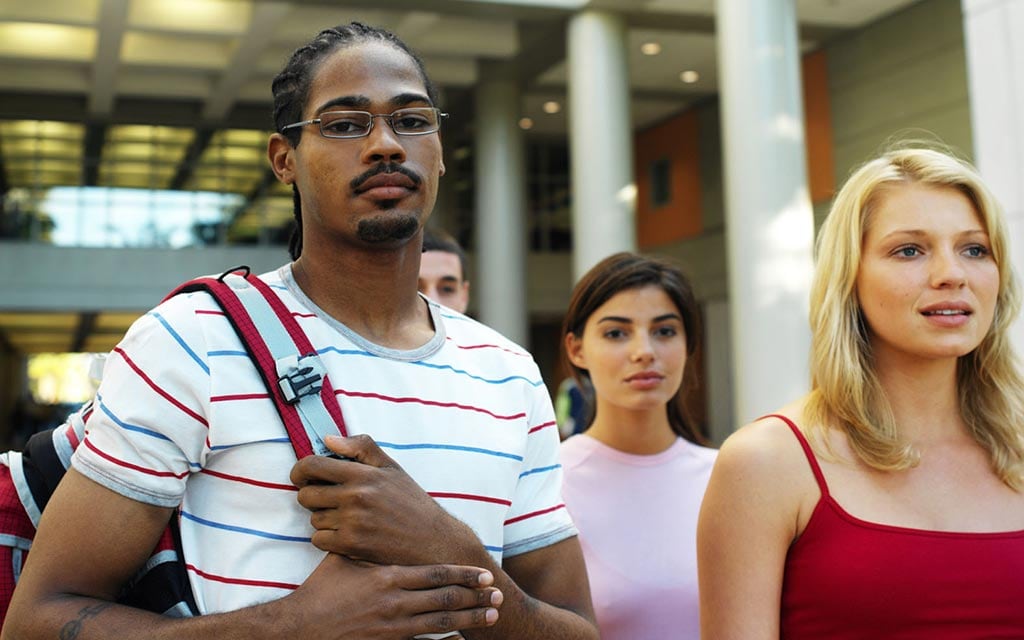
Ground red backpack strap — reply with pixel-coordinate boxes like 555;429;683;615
165;266;347;459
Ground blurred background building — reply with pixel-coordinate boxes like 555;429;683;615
0;0;1021;446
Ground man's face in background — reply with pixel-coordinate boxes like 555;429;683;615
418;250;469;313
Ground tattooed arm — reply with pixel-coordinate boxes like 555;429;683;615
3;470;502;640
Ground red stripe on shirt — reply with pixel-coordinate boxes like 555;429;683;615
185;564;299;590
336;389;525;421
211;393;271;402
200;468;298;491
64;423;81;449
528;421;556;434
444;337;529;357
113;347;208;428
83;439;190;479
504;503;566;525
428;492;512;506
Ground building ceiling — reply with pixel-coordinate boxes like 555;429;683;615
0;0;922;356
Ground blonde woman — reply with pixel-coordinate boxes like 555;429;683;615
698;148;1024;638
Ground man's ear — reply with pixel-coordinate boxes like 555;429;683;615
268;133;296;184
565;332;586;370
439;158;446;178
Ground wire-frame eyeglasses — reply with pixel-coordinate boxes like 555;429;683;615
280;107;448;139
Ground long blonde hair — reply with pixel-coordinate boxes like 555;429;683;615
804;147;1024;488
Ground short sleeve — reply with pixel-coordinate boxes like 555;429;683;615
72;292;213;508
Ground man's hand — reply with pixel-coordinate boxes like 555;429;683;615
290;435;481;565
282;554;501;639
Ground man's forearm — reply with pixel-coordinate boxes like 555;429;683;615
3;558;503;640
4;594;291;640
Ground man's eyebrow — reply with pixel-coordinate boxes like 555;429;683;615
314;92;432;114
316;95;372;112
392;92;432;107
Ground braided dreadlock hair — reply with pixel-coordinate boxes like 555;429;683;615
271;22;439;260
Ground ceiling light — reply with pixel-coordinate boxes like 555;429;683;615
640;42;661;56
679;70;699;84
518;118;534;130
542;101;561;114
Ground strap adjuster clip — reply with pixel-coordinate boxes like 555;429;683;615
277;356;322;405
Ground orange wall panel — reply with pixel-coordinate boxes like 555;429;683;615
634;109;703;249
802;49;835;203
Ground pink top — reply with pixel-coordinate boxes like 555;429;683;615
560;434;716;640
775;414;1024;639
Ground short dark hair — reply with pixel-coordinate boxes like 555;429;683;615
422;227;467;282
561;252;704;443
272;22;439;260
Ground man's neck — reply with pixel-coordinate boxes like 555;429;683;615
291;243;434;350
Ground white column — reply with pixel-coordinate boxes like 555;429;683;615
715;0;814;425
962;0;1024;352
474;76;528;346
567;10;636;281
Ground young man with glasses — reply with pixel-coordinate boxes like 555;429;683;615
4;23;597;640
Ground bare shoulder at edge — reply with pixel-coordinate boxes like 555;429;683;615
711;405;822;521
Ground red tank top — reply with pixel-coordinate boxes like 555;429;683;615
775;415;1024;639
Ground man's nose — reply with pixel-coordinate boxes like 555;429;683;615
360;117;406;164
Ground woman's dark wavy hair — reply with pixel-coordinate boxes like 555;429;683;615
271;22;438;260
560;251;705;444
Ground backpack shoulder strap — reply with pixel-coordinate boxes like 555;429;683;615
164;266;348;459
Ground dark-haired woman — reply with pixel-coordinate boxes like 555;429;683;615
559;252;716;640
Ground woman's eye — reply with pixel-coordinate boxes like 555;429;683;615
964;245;990;258
603;329;626;339
895;246;919;258
655;326;678;337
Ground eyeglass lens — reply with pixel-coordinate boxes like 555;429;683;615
319;108;440;138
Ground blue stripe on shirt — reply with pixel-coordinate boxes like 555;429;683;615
375;441;523;462
518;464;561;479
208;437;292;451
95;396;203;470
150;310;210;375
180;511;311;543
208;347;543;387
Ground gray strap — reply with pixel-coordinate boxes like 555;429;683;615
224;275;338;457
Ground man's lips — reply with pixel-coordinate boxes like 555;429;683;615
354;172;417;195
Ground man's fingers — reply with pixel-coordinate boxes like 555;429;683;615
324;434;398;468
393;564;494;590
289;434;395;487
409;605;500;636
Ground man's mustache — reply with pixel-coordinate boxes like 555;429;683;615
350;163;422;190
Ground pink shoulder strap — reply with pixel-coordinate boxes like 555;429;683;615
761;414;830;497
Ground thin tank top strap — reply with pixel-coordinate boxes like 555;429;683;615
761;413;830;497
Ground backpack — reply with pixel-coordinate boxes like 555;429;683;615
0;266;349;623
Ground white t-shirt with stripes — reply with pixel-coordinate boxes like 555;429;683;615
73;265;575;615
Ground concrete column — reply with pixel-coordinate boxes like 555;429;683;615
715;0;814;424
567;10;636;281
474;75;528;346
962;0;1024;352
